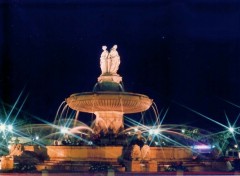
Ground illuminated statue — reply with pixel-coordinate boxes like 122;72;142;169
100;45;120;75
100;46;109;75
109;45;120;74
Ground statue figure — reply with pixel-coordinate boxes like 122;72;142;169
100;46;109;75
141;145;151;160
99;45;121;75
131;144;141;160
9;144;24;156
109;45;120;74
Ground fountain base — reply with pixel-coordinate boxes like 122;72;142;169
2;145;198;172
93;111;123;134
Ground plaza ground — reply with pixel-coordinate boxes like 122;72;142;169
1;171;240;176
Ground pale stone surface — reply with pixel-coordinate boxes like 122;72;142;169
141;145;151;160
9;144;24;156
108;45;120;74
93;111;123;134
66;45;153;135
131;145;141;160
100;45;120;75
100;45;109;74
66;92;152;134
98;75;122;83
66;92;152;113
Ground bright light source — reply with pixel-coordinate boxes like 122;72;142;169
7;125;13;132
149;129;154;135
153;129;159;135
60;127;68;134
134;128;138;132
0;124;6;131
149;129;159;135
181;129;185;133
193;145;211;150
35;136;39;140
229;127;234;133
234;144;238;148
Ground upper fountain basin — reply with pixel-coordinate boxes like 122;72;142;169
66;92;153;114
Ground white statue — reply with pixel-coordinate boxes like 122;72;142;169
100;46;109;75
100;45;121;75
109;45;120;74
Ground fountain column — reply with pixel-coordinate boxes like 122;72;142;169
94;111;123;134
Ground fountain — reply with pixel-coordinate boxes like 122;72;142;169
66;45;152;135
1;45;221;173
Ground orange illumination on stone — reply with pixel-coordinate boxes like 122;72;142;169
66;92;152;114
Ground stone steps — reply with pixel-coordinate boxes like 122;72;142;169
36;160;125;172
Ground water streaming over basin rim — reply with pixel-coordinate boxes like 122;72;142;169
66;91;153;114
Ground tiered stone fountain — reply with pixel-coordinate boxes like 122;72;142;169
66;45;152;135
1;45;195;173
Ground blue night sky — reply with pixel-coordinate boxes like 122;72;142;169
1;0;240;131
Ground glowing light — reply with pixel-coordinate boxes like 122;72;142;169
153;129;159;135
149;129;159;135
234;144;238;148
149;129;154;135
7;125;13;132
60;127;68;134
0;124;6;131
134;128;138;132
193;145;211;150
35;136;39;140
181;129;185;133
229;127;234;133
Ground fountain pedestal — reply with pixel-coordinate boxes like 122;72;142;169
98;74;122;84
94;111;123;134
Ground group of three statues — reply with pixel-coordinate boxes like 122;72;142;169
100;45;120;75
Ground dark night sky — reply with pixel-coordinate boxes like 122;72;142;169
1;0;240;131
